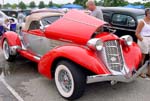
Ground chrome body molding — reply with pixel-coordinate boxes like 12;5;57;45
22;32;71;57
112;26;135;32
87;61;149;84
33;56;41;61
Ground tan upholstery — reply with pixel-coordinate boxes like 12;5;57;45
22;12;63;31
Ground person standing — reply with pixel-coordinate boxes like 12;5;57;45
3;19;10;31
135;8;150;78
86;0;104;20
18;11;25;24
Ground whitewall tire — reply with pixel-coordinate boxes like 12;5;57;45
2;40;16;62
54;60;86;100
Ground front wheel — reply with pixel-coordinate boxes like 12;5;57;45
54;60;86;100
2;40;16;62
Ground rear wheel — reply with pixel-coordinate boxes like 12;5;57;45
54;60;86;100
2;40;16;62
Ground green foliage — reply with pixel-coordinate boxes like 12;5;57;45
48;1;53;7
74;0;128;7
73;0;87;7
144;2;150;8
3;3;11;9
18;1;26;9
29;1;36;8
130;0;150;8
3;0;150;9
132;2;142;5
52;3;62;8
11;3;17;9
38;1;45;8
100;0;128;7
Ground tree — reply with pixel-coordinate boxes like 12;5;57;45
144;2;150;8
133;2;143;5
38;1;45;8
74;0;87;7
29;1;36;8
99;0;128;7
4;3;11;8
53;3;62;8
48;1;53;7
18;1;26;9
11;3;17;9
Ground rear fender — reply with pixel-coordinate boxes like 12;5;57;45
1;31;21;48
38;45;110;79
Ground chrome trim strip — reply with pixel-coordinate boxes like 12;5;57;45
59;38;73;43
22;33;70;57
87;61;149;84
112;26;135;32
33;56;41;61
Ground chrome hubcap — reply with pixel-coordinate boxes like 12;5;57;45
58;70;72;93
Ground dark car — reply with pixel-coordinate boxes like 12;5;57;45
101;7;145;42
1;9;19;18
1;9;31;18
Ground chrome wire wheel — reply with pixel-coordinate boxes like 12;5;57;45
54;61;86;100
55;64;74;98
59;69;72;93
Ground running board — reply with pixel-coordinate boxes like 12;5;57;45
18;50;41;63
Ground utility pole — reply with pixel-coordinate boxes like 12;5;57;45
2;0;4;8
18;0;20;9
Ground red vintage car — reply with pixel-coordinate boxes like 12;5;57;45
1;9;148;100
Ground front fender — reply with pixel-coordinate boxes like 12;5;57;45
38;45;110;79
123;42;142;70
1;31;21;48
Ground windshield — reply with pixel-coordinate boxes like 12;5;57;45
41;16;61;26
137;15;145;22
2;11;18;18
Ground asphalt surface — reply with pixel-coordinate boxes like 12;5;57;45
0;48;150;101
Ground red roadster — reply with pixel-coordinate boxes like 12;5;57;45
1;9;148;100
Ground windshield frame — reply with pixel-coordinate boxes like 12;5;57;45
40;16;62;27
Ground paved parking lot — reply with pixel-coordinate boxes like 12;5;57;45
0;48;150;101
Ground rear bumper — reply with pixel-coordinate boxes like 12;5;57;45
87;61;149;84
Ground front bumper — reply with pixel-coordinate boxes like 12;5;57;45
87;61;149;84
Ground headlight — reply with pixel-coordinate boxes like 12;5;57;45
120;35;133;46
87;38;103;51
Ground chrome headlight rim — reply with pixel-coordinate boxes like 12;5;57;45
87;38;103;51
120;35;133;46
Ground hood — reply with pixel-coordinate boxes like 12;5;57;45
45;9;106;45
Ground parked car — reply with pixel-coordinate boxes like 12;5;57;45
101;7;145;42
1;9;148;100
0;10;9;22
1;9;31;18
1;9;19;18
0;10;18;24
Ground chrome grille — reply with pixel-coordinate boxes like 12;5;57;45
104;40;124;72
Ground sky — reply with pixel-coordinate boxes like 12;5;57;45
0;0;147;5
